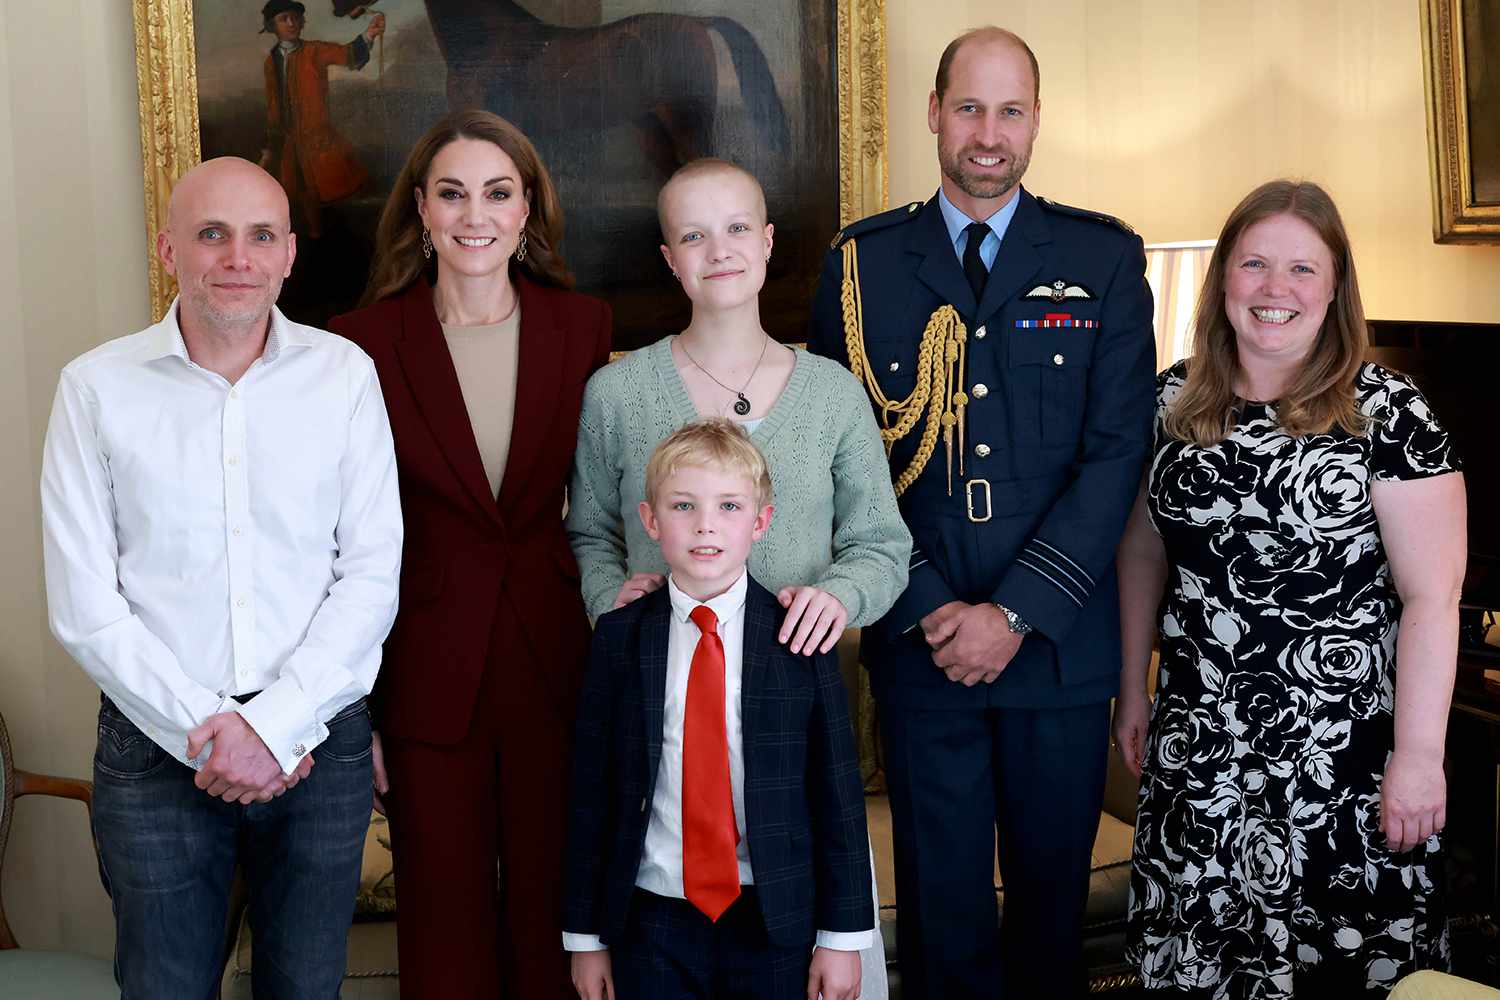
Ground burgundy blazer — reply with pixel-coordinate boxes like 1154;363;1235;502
330;277;612;744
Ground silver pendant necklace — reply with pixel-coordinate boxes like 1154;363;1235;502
678;335;770;417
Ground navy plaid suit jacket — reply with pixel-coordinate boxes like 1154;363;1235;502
562;576;872;949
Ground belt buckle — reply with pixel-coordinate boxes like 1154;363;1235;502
965;478;992;523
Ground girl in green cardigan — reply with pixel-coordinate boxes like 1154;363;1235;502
566;158;911;654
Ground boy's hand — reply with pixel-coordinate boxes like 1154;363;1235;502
806;946;860;1000
776;586;848;655
612;572;666;609
571;949;614;1000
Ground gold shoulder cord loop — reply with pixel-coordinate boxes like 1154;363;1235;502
841;239;968;497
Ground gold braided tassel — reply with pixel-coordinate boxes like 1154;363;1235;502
841;239;968;497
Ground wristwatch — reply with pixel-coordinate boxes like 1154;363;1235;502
994;603;1033;636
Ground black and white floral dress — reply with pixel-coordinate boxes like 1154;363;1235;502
1126;362;1459;997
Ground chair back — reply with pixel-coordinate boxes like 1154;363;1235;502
0;710;17;949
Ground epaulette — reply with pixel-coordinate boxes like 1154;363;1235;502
830;201;924;250
1035;196;1136;235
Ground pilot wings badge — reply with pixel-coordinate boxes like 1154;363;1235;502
1024;279;1096;304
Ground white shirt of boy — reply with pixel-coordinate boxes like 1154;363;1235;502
563;569;873;953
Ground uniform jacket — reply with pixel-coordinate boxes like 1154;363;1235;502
808;188;1156;709
561;577;873;949
330;277;612;743
264;38;370;203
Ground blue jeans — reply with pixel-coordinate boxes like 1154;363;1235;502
91;695;373;1000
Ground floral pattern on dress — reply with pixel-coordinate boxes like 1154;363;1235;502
1126;362;1459;998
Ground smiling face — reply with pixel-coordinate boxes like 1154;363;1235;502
1223;212;1337;372
157;157;296;334
658;168;773;312
416;137;530;283
929;33;1040;218
638;462;773;602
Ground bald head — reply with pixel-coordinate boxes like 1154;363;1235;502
167;157;289;234
935;27;1039;105
657;158;767;237
159;157;296;336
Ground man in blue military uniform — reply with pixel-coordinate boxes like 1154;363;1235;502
808;26;1156;999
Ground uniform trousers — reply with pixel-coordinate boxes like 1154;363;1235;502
881;698;1111;1000
382;637;576;1000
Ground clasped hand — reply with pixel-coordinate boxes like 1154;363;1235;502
187;711;313;804
920;601;1023;685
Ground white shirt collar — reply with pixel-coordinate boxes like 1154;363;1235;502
145;298;305;366
666;569;749;628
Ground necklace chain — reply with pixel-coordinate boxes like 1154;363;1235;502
678;335;771;417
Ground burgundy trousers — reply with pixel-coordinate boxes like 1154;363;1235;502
382;646;575;1000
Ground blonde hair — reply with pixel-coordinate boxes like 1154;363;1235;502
644;418;773;508
1164;179;1369;446
361;109;573;306
656;157;767;238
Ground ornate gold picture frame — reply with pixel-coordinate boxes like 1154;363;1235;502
1421;0;1500;243
132;0;888;331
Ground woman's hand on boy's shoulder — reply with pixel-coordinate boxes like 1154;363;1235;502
612;572;666;610
806;945;861;1000
570;949;614;1000
777;586;848;656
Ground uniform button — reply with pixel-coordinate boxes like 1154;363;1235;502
1053;354;1065;366
975;443;992;458
889;361;900;372
975;325;987;339
972;383;988;399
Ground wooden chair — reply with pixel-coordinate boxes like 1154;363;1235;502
0;708;116;996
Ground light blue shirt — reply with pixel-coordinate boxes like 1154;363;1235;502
937;186;1022;272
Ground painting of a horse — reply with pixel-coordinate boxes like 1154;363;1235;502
425;0;789;177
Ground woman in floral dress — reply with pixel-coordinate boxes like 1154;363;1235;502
1113;180;1466;997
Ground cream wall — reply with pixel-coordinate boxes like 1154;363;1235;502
0;0;147;956
0;0;1496;961
886;0;1500;323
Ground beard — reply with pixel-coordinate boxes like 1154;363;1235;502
939;141;1032;202
182;278;283;331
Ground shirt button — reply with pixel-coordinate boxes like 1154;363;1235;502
227;455;239;466
975;325;987;340
1053;354;1065;366
889;361;900;372
232;526;243;537
229;389;239;399
975;443;992;458
972;383;989;399
236;597;248;608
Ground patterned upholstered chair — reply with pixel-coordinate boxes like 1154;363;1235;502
0;709;116;996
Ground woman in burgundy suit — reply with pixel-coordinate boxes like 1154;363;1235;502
330;109;610;999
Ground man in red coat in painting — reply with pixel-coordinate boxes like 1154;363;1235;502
258;0;386;237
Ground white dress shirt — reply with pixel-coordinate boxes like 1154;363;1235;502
563;571;874;953
41;301;402;775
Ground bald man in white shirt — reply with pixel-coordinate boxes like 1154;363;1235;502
41;157;402;1000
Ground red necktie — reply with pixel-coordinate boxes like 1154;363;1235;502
683;605;741;921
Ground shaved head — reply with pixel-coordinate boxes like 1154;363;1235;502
657;158;767;237
159;156;296;336
166;157;289;235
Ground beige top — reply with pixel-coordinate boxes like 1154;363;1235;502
443;307;521;498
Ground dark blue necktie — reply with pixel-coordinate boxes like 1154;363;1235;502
962;221;990;302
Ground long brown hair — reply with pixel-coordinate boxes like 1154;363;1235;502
1164;179;1368;446
361;109;573;305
